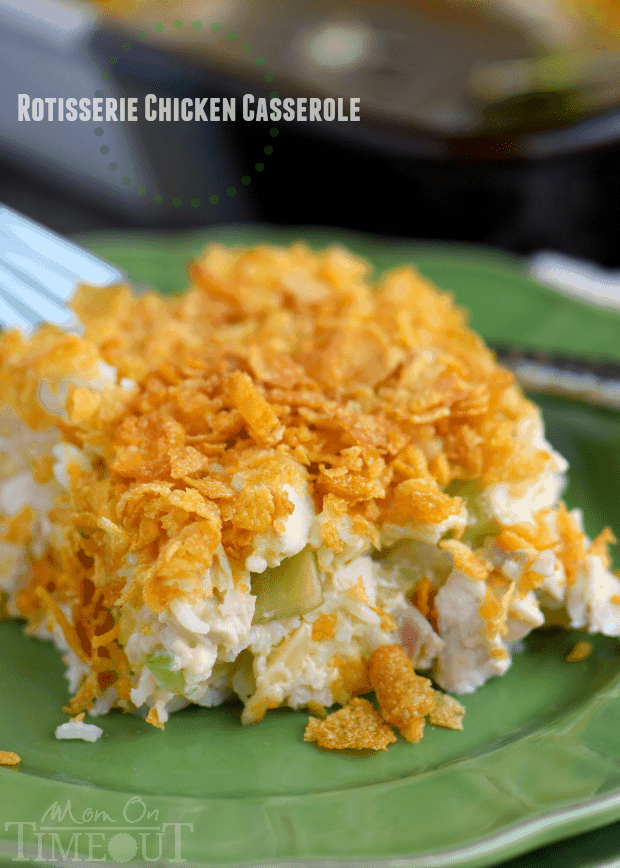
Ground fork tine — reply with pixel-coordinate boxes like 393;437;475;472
0;288;38;331
0;205;124;333
0;207;123;288
0;264;80;329
0;236;82;303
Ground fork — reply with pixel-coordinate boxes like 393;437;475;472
0;204;123;334
0;203;619;410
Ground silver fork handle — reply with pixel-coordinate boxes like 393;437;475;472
493;345;620;411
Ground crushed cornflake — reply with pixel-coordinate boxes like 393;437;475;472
428;691;465;730
307;648;466;750
0;750;21;766
304;697;397;751
565;640;594;663
368;644;436;744
145;707;165;730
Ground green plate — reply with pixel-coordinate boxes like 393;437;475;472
2;227;620;868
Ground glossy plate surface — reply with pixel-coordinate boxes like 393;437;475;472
1;227;620;868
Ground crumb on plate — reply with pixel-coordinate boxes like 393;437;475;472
145;707;165;730
303;697;397;751
55;720;103;742
565;639;593;663
428;691;465;730
0;750;21;766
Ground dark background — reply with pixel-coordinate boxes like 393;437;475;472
3;112;620;266
3;21;620;268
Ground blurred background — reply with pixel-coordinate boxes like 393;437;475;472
2;0;620;262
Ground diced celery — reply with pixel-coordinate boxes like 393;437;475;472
376;539;452;593
445;480;480;500
145;650;186;694
446;480;500;547
251;547;323;623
